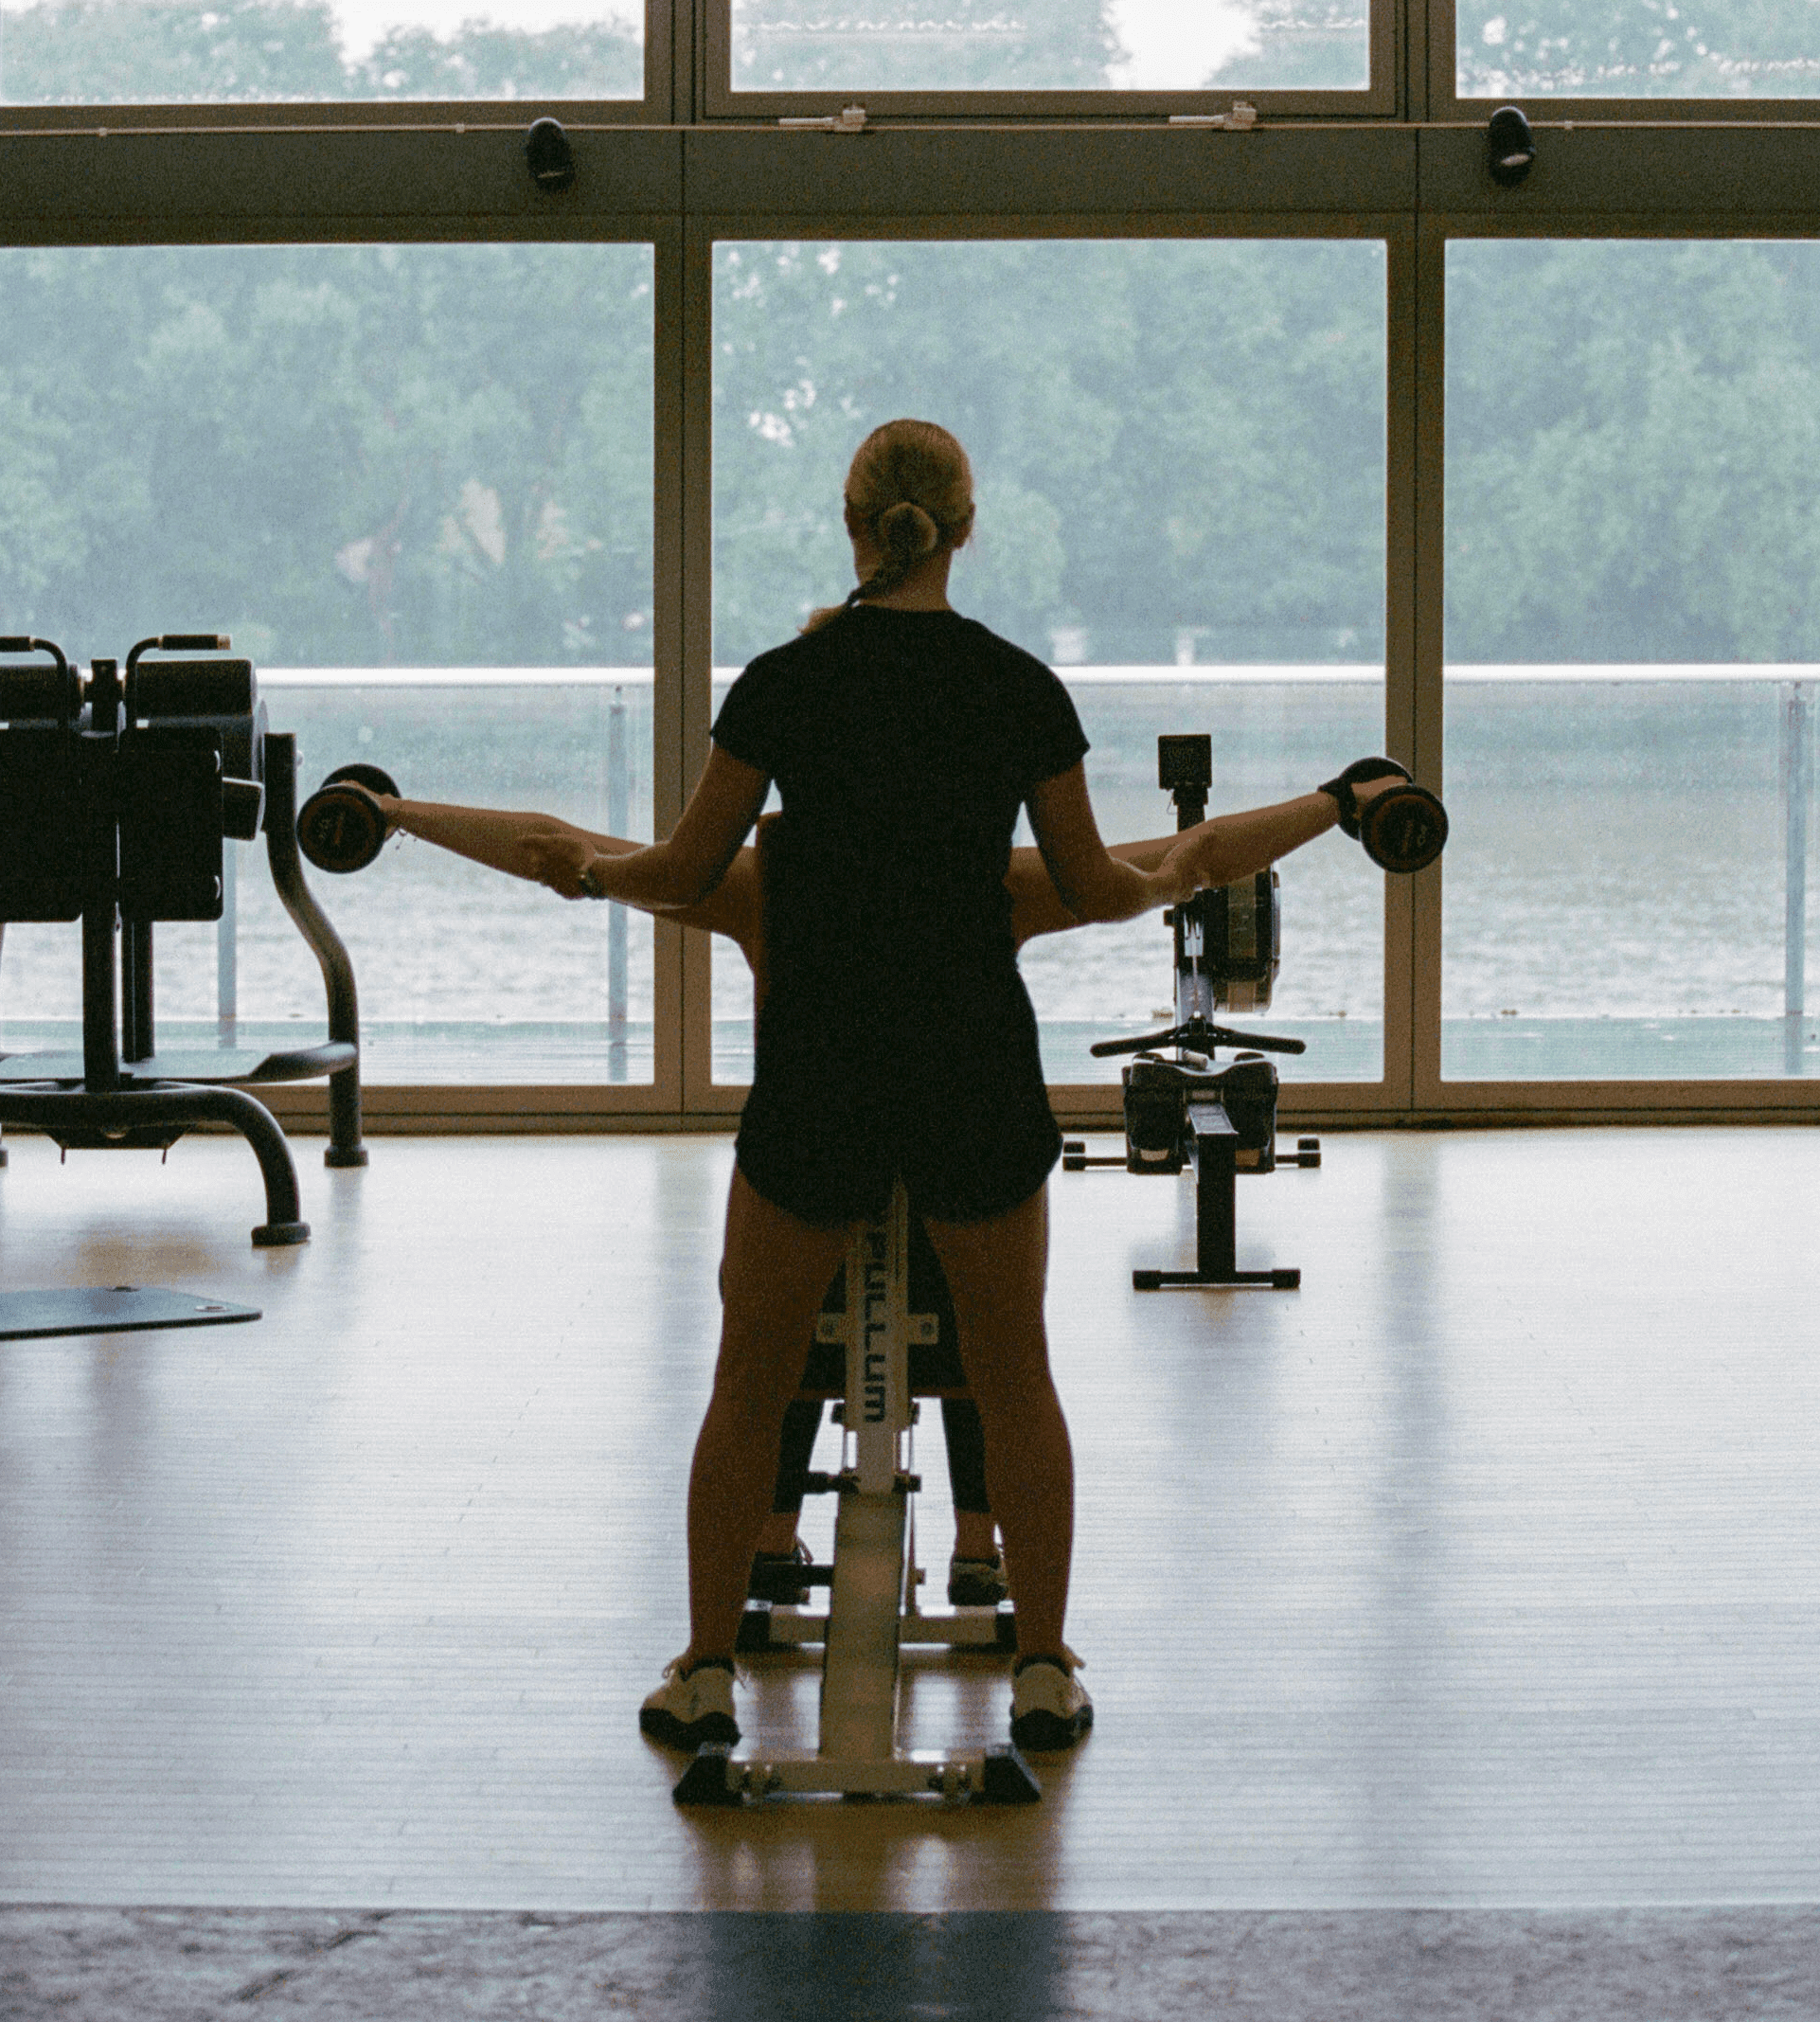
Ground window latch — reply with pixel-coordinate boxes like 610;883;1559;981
1169;101;1258;130
1487;104;1536;186
780;104;868;132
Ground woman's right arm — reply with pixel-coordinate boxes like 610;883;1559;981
378;795;764;954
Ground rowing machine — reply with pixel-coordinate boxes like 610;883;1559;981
1064;733;1319;1290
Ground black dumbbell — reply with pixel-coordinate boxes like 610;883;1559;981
1318;759;1449;875
296;762;401;873
1358;779;1448;874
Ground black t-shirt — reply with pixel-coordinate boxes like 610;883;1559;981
711;605;1088;1015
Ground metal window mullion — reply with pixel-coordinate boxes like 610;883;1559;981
650;219;688;1112
679;213;724;1117
1408;206;1447;1111
1403;0;1429;122
1383;217;1422;1114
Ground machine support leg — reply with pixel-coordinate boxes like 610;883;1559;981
263;734;366;1168
1194;1125;1238;1279
1133;1104;1300;1292
201;1084;311;1245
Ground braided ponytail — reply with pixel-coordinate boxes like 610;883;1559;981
802;420;974;634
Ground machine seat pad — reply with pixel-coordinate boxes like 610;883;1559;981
0;1041;355;1085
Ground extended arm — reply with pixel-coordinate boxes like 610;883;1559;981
1024;763;1210;926
377;779;765;947
1008;791;1341;945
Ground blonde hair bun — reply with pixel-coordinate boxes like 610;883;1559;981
877;500;939;558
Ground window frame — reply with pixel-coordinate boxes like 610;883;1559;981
683;204;1417;1122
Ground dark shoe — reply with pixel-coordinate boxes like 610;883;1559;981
947;1552;1010;1607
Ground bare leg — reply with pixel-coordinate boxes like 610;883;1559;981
921;1187;1073;1662
682;1168;847;1667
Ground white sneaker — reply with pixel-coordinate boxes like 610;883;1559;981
1009;1655;1093;1751
639;1656;740;1749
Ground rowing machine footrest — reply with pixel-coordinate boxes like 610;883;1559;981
736;1602;777;1654
672;1744;744;1807
978;1746;1042;1805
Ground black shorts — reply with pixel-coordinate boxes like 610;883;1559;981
734;987;1061;1229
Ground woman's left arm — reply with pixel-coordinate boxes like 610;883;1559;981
1025;763;1194;925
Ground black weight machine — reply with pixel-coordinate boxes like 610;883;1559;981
1064;733;1320;1291
0;635;366;1245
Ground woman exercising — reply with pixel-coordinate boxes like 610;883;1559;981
361;789;1354;1615
359;420;1399;1753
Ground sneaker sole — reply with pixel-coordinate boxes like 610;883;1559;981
948;1577;1010;1607
639;1708;740;1750
1009;1704;1093;1751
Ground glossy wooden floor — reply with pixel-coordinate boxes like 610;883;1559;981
2;1124;1817;1913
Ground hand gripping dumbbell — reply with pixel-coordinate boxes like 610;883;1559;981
296;762;400;873
1317;758;1449;874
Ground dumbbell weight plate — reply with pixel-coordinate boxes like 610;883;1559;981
297;778;391;873
323;762;400;799
1358;783;1448;874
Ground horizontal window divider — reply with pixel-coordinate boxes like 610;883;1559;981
682;127;1416;214
688;209;1409;244
1418;123;1820;213
211;1096;722;1133
0;112;666;136
0;128;687;227
10;123;1820;237
162;1086;1820;1129
705;98;1392;123
1441;101;1820;127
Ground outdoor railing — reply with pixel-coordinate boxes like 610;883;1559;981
158;663;1817;1082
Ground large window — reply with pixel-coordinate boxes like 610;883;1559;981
1443;239;1818;1082
0;0;642;105
1456;0;1820;99
728;0;1369;97
710;236;1386;1086
5;30;1819;1120
0;242;656;1084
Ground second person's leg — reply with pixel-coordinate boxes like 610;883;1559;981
920;1186;1073;1663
